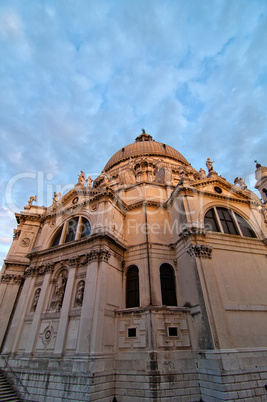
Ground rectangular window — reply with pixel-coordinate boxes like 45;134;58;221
168;327;178;337
128;328;136;338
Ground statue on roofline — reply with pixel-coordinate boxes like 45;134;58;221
206;158;214;172
28;195;37;206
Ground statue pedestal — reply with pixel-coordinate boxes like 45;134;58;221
207;170;218;179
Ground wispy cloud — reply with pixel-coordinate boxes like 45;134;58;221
0;0;267;266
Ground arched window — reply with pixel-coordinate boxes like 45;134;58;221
126;266;139;308
51;216;91;247
160;264;177;306
204;207;256;238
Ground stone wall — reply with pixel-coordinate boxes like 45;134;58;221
3;351;267;401
197;349;267;401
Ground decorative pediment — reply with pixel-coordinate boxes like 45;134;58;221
191;177;260;204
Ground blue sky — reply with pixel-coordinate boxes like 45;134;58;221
0;0;267;266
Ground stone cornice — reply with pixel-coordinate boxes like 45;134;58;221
15;212;43;224
25;248;112;277
169;228;206;249
27;231;126;260
4;260;30;268
115;305;190;315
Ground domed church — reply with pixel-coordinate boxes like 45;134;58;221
1;131;267;401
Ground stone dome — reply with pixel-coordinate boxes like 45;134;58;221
104;131;190;171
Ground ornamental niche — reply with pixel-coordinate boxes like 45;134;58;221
75;280;85;307
31;288;41;312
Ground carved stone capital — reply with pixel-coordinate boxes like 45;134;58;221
187;244;212;259
1;274;24;285
80;249;111;263
69;257;79;266
25;263;54;277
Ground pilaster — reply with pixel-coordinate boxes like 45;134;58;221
76;260;98;354
3;275;35;353
25;267;54;354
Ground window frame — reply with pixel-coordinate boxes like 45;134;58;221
204;207;257;238
51;216;91;247
126;265;140;309
160;263;177;307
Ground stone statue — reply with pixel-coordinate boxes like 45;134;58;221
53;192;61;204
78;171;85;186
32;288;41;312
199;168;206;180
28;195;37;206
206;158;214;172
94;171;111;187
55;272;67;309
154;159;165;184
86;176;93;188
153;159;172;184
75;281;85;307
179;166;185;175
119;157;136;185
234;177;247;190
255;160;261;169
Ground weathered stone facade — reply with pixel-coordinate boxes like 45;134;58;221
1;131;267;401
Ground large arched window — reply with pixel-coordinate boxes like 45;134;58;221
204;207;256;238
51;216;91;247
160;264;177;306
126;266;139;308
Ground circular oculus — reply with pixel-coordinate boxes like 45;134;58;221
214;186;222;194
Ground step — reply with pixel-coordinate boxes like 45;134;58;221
0;370;21;402
0;390;16;395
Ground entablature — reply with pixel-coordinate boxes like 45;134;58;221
28;230;127;261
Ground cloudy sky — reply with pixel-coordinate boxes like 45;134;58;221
0;0;267;266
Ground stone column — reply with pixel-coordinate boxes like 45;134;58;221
54;259;77;355
89;258;106;354
0;274;24;349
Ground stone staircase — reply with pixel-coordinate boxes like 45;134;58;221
0;370;20;401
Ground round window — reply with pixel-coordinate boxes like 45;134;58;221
214;186;222;194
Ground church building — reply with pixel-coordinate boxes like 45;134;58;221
0;131;267;401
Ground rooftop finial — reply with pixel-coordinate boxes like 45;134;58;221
135;129;153;142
